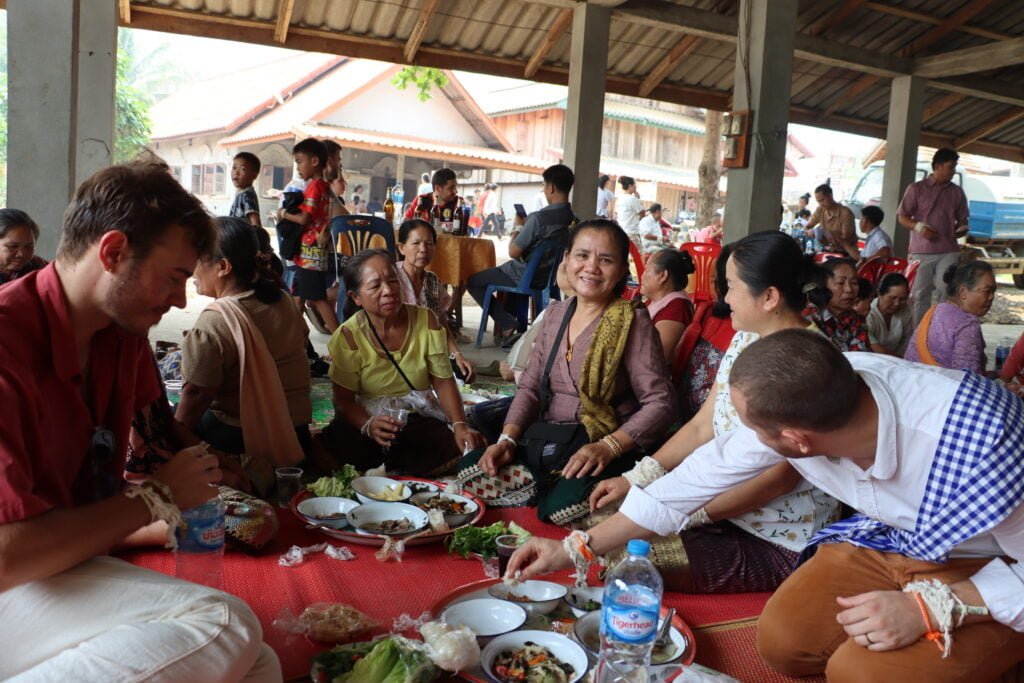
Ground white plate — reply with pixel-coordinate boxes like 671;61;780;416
480;630;587;683
563;586;603;618
351;476;413;504
347;502;429;536
296;496;359;529
573;610;688;668
487;580;568;616
410;491;479;528
440;598;527;638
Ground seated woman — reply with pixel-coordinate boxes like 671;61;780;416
803;257;871;351
674;245;736;425
457;219;676;526
0;209;47;285
640;248;695;365
866;272;912;356
590;231;840;593
905;261;994;373
176;216;312;471
395;218;474;382
314;249;486;476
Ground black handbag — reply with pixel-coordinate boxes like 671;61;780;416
521;299;590;489
276;191;308;261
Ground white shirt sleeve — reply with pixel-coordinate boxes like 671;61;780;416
970;501;1024;631
618;427;786;536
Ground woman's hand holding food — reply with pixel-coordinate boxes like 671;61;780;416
589;475;631;511
367;415;403;447
505;537;572;580
562;442;618;479
454;423;487;453
479;440;516;477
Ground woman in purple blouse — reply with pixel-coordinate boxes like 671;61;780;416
905;260;995;372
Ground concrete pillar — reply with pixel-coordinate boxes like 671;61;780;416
8;0;118;259
395;154;406;185
881;75;924;258
723;0;797;241
563;3;610;219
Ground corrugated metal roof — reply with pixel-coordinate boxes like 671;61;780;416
126;0;1024;162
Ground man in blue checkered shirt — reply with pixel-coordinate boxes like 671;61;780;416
510;330;1024;681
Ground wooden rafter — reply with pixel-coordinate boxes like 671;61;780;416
405;0;441;63
808;0;868;37
955;107;1024;148
816;0;996;123
119;0;131;24
524;8;572;79
921;92;966;123
862;2;1011;42
274;0;296;44
915;36;1024;79
639;35;701;97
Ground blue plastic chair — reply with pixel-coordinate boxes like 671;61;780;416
475;236;565;348
330;215;397;322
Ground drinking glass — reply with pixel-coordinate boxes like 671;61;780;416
381;404;409;453
275;467;303;508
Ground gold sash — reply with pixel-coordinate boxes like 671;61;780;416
578;298;636;440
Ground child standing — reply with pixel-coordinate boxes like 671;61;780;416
276;137;339;332
229;152;262;227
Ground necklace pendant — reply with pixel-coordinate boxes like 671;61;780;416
565;349;573;362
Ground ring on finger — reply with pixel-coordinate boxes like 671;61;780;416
864;633;874;645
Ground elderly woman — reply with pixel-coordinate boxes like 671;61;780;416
315;249;485;476
866;272;912;355
457;219;676;525
641;248;695;364
176;217;312;473
590;231;839;593
905;261;994;373
804;257;871;351
0;209;47;285
396;218;474;382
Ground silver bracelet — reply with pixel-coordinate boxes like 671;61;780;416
449;420;468;432
361;416;374;437
124;480;184;550
498;433;518;448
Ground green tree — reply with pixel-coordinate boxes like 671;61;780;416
114;31;152;163
391;66;449;102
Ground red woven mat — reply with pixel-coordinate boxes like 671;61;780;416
120;507;775;681
692;618;825;683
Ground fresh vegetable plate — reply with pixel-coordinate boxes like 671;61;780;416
292;478;484;547
428;578;695;682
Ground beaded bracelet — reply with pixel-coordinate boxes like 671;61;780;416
601;434;623;458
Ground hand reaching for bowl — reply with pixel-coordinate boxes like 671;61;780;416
152;444;222;510
505;537;572;581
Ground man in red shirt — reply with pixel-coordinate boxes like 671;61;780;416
403;167;462;231
0;163;281;681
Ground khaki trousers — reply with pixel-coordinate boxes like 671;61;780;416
757;543;1024;683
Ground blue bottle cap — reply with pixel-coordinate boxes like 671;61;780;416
626;539;651;556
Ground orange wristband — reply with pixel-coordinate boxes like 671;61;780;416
913;592;945;652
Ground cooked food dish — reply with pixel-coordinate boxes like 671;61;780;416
362;518;415;534
299;603;374;644
418;495;470;515
310;511;347;521
492;642;575;683
369;484;408;501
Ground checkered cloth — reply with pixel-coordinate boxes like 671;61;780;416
810;372;1024;563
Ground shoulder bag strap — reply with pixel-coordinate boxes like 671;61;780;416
364;310;417;392
539;298;578;415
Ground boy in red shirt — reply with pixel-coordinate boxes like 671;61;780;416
276;137;338;332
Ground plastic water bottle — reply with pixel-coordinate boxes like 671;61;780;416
595;539;664;683
995;337;1013;372
175;494;226;590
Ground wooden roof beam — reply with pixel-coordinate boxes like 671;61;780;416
921;92;966;123
931;75;1024;109
119;0;131;24
524;8;573;79
405;0;440;63
274;0;296;44
954;107;1024;148
915;36;1024;78
816;74;879;122
862;2;1012;42
639;35;701;97
808;0;869;37
899;0;997;57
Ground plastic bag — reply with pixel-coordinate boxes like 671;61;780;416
279;542;355;566
273;602;376;643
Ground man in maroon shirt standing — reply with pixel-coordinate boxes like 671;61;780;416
0;163;282;681
897;148;970;326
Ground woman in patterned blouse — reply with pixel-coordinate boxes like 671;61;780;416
804;257;871;352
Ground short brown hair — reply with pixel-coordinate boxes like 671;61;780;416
58;162;216;263
729;329;859;433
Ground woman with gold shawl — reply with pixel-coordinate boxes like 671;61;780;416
457;220;676;525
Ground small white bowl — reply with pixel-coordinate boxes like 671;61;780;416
347;502;429;536
351;476;412;504
440;598;527;638
487;580;568;616
296;496;359;529
563;586;603;618
573;611;687;670
410;491;479;527
481;630;587;683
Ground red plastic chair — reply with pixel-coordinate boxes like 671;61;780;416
857;257;886;286
881;257;909;276
622;241;646;301
680;242;722;304
904;260;921;290
813;252;847;264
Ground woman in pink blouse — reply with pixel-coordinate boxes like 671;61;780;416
457;220;676;525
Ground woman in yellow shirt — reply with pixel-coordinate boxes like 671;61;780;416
313;250;486;476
